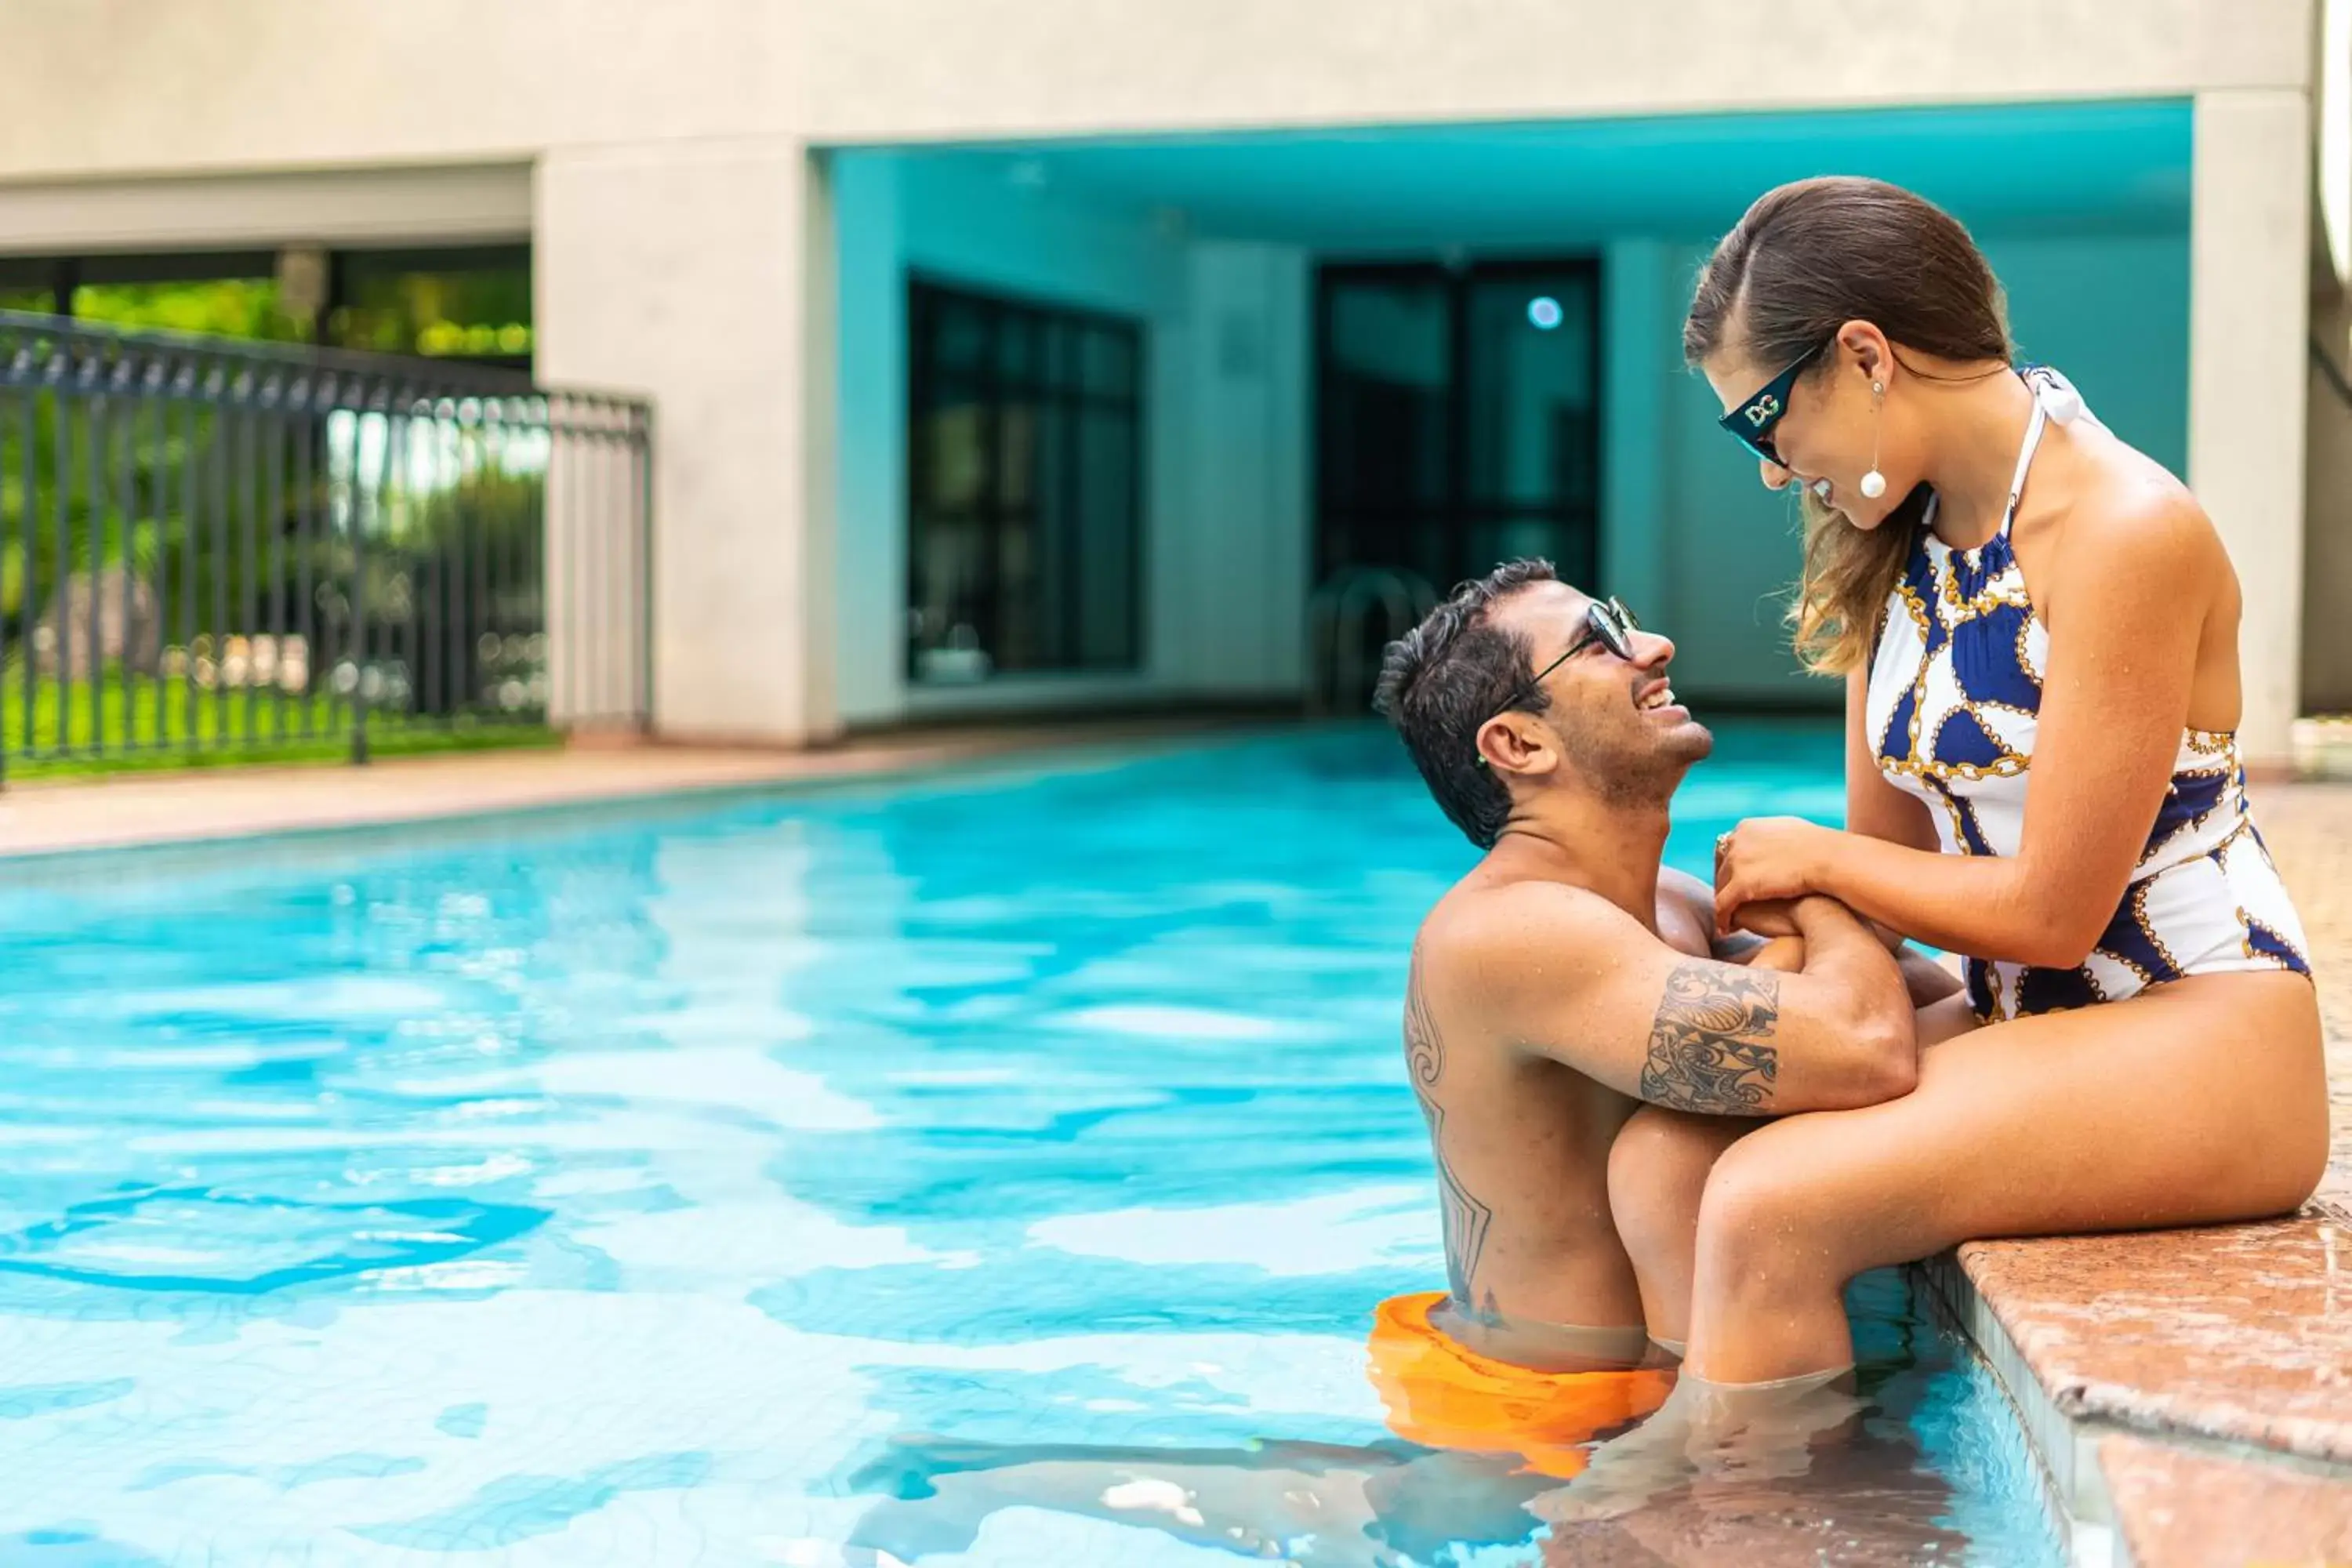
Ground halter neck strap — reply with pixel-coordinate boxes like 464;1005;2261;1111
1999;389;2052;538
2000;364;2087;536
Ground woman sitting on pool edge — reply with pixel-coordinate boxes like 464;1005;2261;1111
1613;176;2328;1396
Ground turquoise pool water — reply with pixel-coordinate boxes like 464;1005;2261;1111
0;722;2060;1566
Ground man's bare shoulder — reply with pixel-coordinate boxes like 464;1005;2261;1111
1415;874;1656;1001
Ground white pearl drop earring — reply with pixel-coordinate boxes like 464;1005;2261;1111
1859;379;1888;499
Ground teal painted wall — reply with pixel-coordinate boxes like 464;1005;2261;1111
842;116;2194;720
831;151;1311;725
1991;231;2192;480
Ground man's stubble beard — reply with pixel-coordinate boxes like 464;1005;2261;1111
1554;713;1693;812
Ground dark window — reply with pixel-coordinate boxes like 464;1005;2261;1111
908;279;1143;682
1316;259;1601;597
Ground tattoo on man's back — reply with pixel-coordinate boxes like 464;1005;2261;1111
1417;1096;1494;1310
1405;953;1493;1308
1405;952;1444;1088
1641;962;1781;1113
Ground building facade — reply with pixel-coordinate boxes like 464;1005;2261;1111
2;0;2340;762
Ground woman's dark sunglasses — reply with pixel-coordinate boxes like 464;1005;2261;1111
1719;340;1827;466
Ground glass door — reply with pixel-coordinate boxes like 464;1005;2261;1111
1316;260;1599;597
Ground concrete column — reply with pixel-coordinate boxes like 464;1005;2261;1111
800;151;841;742
1183;241;1312;696
830;153;909;729
536;136;838;746
2304;0;2352;714
1600;238;1671;614
2304;284;2352;712
2190;90;2313;766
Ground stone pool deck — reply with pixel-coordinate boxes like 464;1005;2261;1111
0;728;2345;1565
1926;779;2352;1567
0;717;1259;859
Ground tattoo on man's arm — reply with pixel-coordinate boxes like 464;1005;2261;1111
1639;961;1781;1113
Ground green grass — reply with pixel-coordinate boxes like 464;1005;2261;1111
0;671;560;781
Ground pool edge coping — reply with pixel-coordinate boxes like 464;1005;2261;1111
1916;1249;2352;1568
1916;1253;2120;1567
0;720;1300;876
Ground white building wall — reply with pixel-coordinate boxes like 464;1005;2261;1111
0;0;2304;180
0;0;2310;749
0;165;533;254
537;139;825;744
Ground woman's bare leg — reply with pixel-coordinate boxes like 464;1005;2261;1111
1683;971;2327;1383
1607;993;1980;1350
1607;1108;1752;1349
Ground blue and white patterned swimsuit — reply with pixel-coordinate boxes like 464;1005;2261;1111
1863;366;2311;1023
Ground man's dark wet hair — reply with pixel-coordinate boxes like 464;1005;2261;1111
1373;559;1559;849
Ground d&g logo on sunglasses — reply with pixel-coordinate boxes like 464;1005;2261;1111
1744;396;1780;427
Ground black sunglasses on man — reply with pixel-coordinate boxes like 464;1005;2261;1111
1475;597;1643;768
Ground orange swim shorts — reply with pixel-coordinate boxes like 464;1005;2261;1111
1364;1291;1675;1479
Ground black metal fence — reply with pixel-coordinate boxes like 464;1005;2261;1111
0;309;651;781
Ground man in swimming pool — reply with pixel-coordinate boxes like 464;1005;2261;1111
1370;559;1963;1381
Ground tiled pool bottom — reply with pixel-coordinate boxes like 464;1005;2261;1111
0;723;2061;1566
